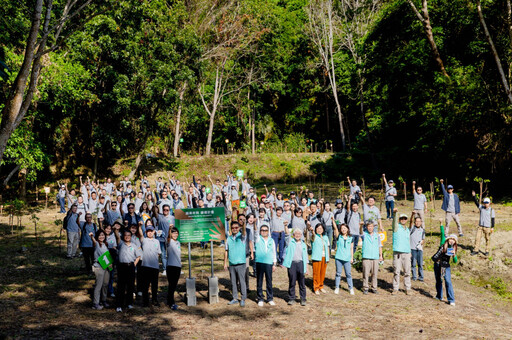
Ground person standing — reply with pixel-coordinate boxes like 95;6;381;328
311;224;330;295
361;193;384;232
382;174;397;220
224;221;248;307
360;222;382;295
57;183;67;213
440;179;463;236
471;191;495;256
412;181;428;227
115;229;142;312
254;225;277;306
166;227;182;310
345;196;363;253
283;228;309;306
64;204;80;258
139;224;161;307
409;212;425;282
333;223;354;295
79;213;97;274
391;209;412;295
432;221;458;306
321;202;336;256
157;205;174;276
89;229;111;310
270;206;287;265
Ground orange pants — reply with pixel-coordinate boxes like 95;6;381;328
312;257;327;291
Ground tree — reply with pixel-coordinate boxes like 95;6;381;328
0;0;101;168
306;0;347;151
406;0;450;78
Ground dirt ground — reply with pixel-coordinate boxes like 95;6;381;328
1;198;512;339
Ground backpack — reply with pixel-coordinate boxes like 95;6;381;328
63;212;71;230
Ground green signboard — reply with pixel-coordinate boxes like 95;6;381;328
239;201;247;209
205;187;211;193
174;207;226;243
236;169;244;178
98;250;114;271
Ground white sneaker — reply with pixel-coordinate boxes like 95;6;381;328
350;289;355;295
127;304;134;309
449;302;455;306
334;288;339;295
314;290;320;295
162;270;167;276
116;307;122;312
258;301;264;307
268;300;276;306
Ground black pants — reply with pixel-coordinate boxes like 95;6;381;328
136;261;143;294
117;263;135;308
288;261;306;302
141;266;159;306
166;265;181;305
82;247;94;273
256;262;273;302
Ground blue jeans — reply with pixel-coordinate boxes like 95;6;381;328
272;231;285;264
411;249;424;281
58;196;66;213
352;235;362;253
325;226;334;250
160;241;167;269
335;259;353;289
385;201;394;219
434;262;454;303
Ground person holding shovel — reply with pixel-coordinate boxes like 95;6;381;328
470;191;495;256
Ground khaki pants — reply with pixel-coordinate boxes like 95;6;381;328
413;209;425;227
445;212;462;234
67;231;79;257
92;265;110;305
393;252;411;291
474;226;492;253
362;259;379;291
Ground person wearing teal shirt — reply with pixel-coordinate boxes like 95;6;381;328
283;228;309;306
391;208;412;295
311;224;330;295
254;225;277;306
360;222;383;294
333;223;354;295
224;221;248;307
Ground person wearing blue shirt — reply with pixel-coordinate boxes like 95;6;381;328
64;204;81;258
79;213;98;274
224;221;248;307
360;222;383;294
254;225;277;307
283;228;309;306
440;179;463;236
333;223;354;295
391;209;412;295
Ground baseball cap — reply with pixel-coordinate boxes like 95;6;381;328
335;199;343;205
388;180;394;184
146;225;155;231
290;191;296;195
483;198;491;204
447;185;453;189
261;194;266;199
399;214;408;219
447;234;458;242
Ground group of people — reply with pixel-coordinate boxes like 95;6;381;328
57;172;496;311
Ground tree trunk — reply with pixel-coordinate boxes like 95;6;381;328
19;168;27;201
477;0;512;104
173;82;187;157
128;146;146;180
205;104;217;156
3;164;21;187
0;0;44;165
251;112;255;154
407;0;449;78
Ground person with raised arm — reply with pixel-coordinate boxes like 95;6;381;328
114;228;142;312
391;208;412;295
89;229;111;310
409;211;425;282
382;174;397;220
360;222;383;295
311;224;330;295
138;221;161;307
347;176;361;204
333;223;354;295
360;191;384;233
432;220;458;306
440;179;463;236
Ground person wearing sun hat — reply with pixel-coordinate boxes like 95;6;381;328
432;220;458;306
470;192;495;256
391;209;412;295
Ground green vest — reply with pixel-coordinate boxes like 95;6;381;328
282;238;308;272
227;232;246;265
311;234;330;262
362;231;380;260
392;224;411;253
335;235;353;262
255;236;275;265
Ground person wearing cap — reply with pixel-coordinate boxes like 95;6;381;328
57;183;67;213
254;224;277;306
382;174;397;219
224;221;248;307
412;181;428;227
283;228;309;306
471;191;495;256
289;191;299;206
391;208;412;295
139;222;161;307
431;220;458;306
440;179;463;236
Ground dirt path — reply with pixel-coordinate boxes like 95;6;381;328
1;200;511;339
